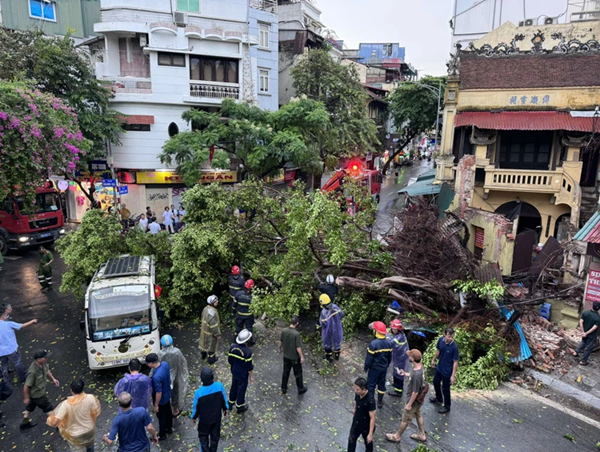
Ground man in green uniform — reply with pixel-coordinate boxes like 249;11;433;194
21;349;60;430
38;247;54;291
200;295;221;365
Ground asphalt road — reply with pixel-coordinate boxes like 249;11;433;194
1;248;600;451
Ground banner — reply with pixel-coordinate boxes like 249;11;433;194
136;171;238;185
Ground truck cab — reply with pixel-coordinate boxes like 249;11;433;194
0;187;66;255
82;255;162;370
322;160;383;204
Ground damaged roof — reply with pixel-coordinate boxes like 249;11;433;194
574;211;600;243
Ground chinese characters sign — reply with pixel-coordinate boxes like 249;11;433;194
508;95;550;106
585;267;600;309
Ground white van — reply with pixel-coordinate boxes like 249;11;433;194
81;255;162;369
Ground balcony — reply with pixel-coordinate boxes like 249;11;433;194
102;77;152;94
186;81;240;103
483;168;562;194
250;0;278;13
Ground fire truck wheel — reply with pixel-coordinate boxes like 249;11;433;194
0;234;7;256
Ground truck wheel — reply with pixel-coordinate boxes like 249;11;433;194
0;234;7;256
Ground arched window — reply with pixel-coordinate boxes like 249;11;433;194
168;122;179;137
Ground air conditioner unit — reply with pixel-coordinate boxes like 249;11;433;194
544;17;558;25
173;11;188;27
138;33;148;47
303;16;311;27
518;18;535;26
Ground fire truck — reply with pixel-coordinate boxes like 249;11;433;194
321;159;383;206
0;187;66;255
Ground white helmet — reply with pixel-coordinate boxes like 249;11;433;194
207;295;218;305
326;274;335;284
236;329;253;344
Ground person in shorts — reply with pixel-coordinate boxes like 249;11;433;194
385;349;427;444
21;349;60;430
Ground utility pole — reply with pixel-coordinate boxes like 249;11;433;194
434;79;442;153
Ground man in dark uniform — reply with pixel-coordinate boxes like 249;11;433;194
228;329;254;414
38;247;54;291
234;280;255;346
364;321;392;409
318;274;338;304
227;266;245;315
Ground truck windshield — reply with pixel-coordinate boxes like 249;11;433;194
16;192;60;214
89;285;153;342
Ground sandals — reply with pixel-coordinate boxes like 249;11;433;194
580;361;589;366
385;433;401;443
410;433;427;442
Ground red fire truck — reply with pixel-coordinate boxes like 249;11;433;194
321;159;383;205
0;187;66;255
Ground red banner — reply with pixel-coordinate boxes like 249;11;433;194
475;227;485;249
585;267;600;309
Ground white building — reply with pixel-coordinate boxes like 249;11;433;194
451;0;600;51
89;0;278;216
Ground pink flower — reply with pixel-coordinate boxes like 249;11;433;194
0;112;7;121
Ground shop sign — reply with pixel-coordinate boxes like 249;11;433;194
136;171;238;184
119;186;129;195
475;227;485;249
585;266;600;308
102;179;117;187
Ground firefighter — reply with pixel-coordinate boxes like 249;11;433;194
319;294;344;362
235;280;255;346
228;329;254;414
364;321;392;408
199;295;221;364
386;319;409;397
38;246;54;291
228;266;245;315
318;274;338;304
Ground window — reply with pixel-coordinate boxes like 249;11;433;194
122;124;151;131
498;131;553;170
190;56;239;83
29;0;56;21
259;23;270;48
259;69;269;93
158;52;186;67
177;0;200;12
168;123;179;137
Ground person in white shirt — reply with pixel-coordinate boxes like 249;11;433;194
162;207;174;234
148;219;162;235
138;213;149;232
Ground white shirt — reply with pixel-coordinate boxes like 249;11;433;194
139;218;148;230
178;209;186;217
148;222;161;234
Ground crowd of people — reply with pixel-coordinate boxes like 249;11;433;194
0;266;461;451
136;205;187;235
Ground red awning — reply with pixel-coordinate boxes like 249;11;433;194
117;115;155;125
454;111;594;132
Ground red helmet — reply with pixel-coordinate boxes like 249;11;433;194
373;321;387;335
245;279;255;290
390;319;403;330
232;266;240;275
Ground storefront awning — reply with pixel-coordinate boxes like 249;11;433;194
454;111;595;132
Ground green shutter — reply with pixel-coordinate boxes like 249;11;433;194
190;0;200;12
177;0;188;11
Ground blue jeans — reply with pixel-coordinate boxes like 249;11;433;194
0;348;27;383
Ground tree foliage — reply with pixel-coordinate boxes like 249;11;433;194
160;98;329;184
57;210;172;301
385;75;447;172
0;81;90;204
291;48;379;163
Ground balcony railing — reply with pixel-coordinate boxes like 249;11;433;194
484;168;562;194
102;77;152;94
189;81;240;100
250;0;278;12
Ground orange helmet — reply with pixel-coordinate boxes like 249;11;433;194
372;321;387;335
390;319;403;330
245;279;255;290
232;266;240;275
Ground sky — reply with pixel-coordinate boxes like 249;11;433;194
316;0;454;77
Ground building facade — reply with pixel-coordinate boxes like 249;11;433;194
89;0;278;215
0;0;100;41
437;21;600;275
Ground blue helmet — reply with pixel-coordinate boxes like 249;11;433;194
160;335;173;347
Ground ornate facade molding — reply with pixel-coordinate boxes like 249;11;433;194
469;126;496;145
562;134;589;148
241;44;257;105
446;43;462;76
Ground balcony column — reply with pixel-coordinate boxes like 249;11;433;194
435;75;460;183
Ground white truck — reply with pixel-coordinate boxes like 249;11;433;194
81;255;163;370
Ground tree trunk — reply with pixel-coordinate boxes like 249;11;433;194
381;133;417;174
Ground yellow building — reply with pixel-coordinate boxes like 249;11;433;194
436;22;600;275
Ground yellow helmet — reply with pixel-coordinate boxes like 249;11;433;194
319;294;331;306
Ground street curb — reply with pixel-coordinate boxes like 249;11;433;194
524;368;600;414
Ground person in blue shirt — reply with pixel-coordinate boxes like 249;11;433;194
228;329;254;414
145;353;172;440
0;303;38;383
191;367;229;452
103;392;158;452
429;327;459;414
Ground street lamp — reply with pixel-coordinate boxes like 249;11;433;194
402;80;443;153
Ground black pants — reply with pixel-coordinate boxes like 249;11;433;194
433;370;452;408
392;376;404;394
282;357;304;392
229;377;248;409
347;428;374;452
0;373;13;404
157;401;173;437
366;367;386;397
198;419;221;452
576;334;597;363
235;316;254;334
